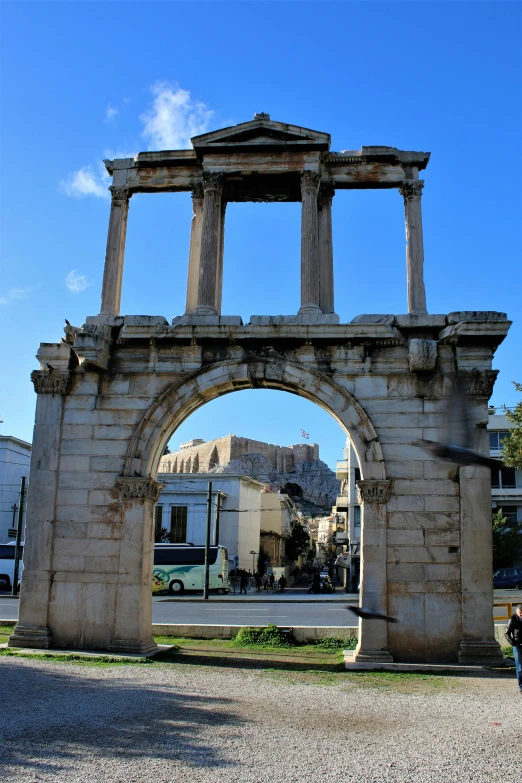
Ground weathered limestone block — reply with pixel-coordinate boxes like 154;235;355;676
408;338;437;371
73;326;112;371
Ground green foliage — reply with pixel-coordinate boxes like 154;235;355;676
492;508;522;570
502;382;522;469
285;521;310;562
312;637;357;650
232;624;297;648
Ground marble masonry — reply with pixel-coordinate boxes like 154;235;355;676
9;115;511;664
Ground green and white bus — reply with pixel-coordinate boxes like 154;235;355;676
153;544;229;595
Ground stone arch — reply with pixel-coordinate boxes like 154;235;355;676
124;357;385;481
185;457;191;474
179;459;184;474
172;458;177;473
192;454;199;473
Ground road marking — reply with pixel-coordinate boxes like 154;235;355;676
203;608;270;611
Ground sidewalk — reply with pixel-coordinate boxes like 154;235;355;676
155;587;359;603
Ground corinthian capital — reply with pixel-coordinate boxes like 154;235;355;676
319;181;335;202
109;185;131;203
356;479;392;504
202;172;224;193
301;171;321;192
190;180;204;200
117;477;166;503
399;180;424;201
31;369;71;396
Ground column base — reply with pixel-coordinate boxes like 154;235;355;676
250;313;340;325
173;315;243;326
191;305;218;316
108;637;158;655
353;648;394;664
458;639;505;666
8;624;52;649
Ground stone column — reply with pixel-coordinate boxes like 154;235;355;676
318;182;335;314
194;172;224;315
108;477;165;654
299;171;321;315
458;421;504;664
215;201;227;314
8;369;71;649
185;182;204;314
100;186;132;316
399;180;427;315
353;479;393;663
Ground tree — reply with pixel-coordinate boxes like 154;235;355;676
257;545;269;576
285;521;310;562
492;508;522;571
502;382;522;468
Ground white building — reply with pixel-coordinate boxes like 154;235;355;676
488;413;522;527
334;440;361;584
155;473;264;571
0;436;31;544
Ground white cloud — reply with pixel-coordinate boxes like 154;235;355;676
60;164;110;200
140;81;213;150
0;287;32;305
105;104;118;123
65;270;92;293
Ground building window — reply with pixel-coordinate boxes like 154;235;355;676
154;506;163;542
170;506;188;543
354;506;361;527
491;464;517;489
489;431;510;451
496;506;519;526
354;468;361;483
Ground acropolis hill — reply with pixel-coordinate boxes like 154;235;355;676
158;434;319;474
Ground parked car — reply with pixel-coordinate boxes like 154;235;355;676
493;567;522;590
0;543;24;590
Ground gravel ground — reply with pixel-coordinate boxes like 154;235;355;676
1;656;520;783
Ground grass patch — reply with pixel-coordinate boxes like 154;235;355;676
502;645;515;660
311;636;357;651
231;624;297;648
0;625;14;645
0;648;154;666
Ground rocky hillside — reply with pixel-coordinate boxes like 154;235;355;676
208;452;339;514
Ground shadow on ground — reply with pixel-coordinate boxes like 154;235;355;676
0;656;242;777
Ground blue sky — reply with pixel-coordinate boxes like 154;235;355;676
1;1;520;468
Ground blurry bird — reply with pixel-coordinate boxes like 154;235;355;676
65;319;70;326
415;380;498;470
347;575;399;623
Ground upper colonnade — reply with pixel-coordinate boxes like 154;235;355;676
101;113;431;322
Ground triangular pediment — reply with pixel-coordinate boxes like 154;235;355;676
191;116;330;152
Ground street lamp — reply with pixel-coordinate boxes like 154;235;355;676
250;550;258;575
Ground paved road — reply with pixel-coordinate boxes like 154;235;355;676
1;589;520;627
0;595;358;627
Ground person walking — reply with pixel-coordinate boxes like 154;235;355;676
261;572;269;591
254;572;261;592
269;572;275;591
239;573;248;595
279;573;287;591
505;604;522;694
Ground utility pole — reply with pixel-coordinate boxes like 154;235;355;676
12;476;26;596
214;493;220;546
203;481;212;600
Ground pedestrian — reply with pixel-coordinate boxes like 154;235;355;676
279;573;287;591
261;572;269;591
269;572;275;591
505;603;522;694
239;573;248;595
254;572;261;592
